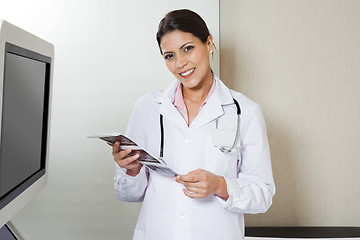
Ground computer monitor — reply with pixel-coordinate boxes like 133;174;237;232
0;20;54;229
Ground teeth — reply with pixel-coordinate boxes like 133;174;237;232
180;68;195;76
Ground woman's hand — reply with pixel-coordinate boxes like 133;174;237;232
174;169;229;200
111;141;142;177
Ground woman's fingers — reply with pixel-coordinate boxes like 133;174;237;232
181;179;209;196
114;152;139;168
110;141;142;176
183;188;203;198
175;169;205;184
115;148;132;160
175;169;201;182
174;169;223;199
176;178;202;188
112;141;121;155
111;140;140;168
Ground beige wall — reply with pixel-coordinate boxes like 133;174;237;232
220;0;360;226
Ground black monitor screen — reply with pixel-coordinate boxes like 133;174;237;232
0;42;51;209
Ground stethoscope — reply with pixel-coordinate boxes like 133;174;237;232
159;98;241;163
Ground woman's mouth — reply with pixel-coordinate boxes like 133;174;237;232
179;68;195;78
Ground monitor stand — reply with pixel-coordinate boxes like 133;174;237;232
0;222;24;240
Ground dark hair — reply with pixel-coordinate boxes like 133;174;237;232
156;9;211;53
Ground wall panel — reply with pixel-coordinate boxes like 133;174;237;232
220;0;360;226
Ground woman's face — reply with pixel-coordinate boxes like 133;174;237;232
160;30;214;90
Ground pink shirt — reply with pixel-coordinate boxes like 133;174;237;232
173;79;216;125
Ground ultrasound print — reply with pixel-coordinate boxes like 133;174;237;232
126;149;159;163
100;135;137;145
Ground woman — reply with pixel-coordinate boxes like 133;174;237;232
112;9;275;240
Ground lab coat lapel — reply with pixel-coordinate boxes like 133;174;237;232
156;80;188;131
189;76;234;131
189;93;223;131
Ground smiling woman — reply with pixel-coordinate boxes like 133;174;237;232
157;10;215;126
160;31;213;94
111;9;275;240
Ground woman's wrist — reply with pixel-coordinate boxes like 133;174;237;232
126;165;142;177
215;176;229;200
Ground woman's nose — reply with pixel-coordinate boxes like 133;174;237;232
176;54;187;69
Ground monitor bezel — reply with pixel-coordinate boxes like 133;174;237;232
0;19;53;228
0;42;51;210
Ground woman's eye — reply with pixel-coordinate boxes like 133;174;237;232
164;54;174;60
184;45;194;52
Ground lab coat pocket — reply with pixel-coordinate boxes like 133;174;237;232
205;132;239;178
211;129;236;148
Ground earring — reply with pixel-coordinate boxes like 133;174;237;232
210;51;213;54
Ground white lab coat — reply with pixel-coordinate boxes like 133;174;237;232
114;75;275;240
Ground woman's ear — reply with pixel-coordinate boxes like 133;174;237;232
207;35;214;54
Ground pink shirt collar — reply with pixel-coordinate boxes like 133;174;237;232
173;78;216;125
